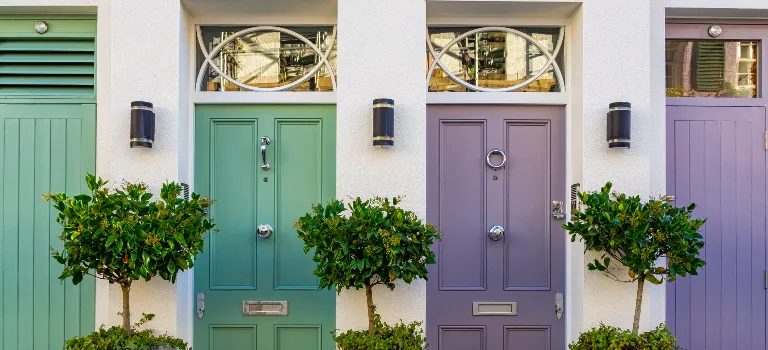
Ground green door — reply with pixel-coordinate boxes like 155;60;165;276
194;105;336;350
0;104;96;350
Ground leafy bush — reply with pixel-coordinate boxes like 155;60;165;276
334;313;427;350
293;196;440;336
563;182;705;334
569;323;680;350
45;174;215;335
65;314;189;350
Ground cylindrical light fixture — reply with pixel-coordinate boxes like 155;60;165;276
607;102;631;149
372;98;394;146
130;101;155;148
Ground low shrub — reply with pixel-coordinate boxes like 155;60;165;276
569;323;680;350
334;313;426;350
64;314;189;350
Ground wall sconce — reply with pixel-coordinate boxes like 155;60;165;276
130;101;155;148
607;102;631;149
372;98;394;146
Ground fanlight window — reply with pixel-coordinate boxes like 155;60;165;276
196;26;336;92
427;26;565;92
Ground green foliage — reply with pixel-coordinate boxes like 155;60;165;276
64;314;189;350
334;314;427;350
563;182;705;285
45;174;215;286
293;197;441;293
569;323;680;350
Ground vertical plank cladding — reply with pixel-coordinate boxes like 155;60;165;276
1;105;96;350
667;106;766;350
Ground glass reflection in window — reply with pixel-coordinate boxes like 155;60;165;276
666;40;758;98
427;27;564;92
197;26;336;92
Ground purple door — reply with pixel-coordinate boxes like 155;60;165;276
666;105;767;350
426;105;566;350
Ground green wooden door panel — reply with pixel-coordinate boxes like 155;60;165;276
275;326;321;350
211;326;257;350
0;104;96;350
194;105;336;350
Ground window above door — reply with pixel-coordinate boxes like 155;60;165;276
195;25;336;92
426;26;565;93
666;39;759;98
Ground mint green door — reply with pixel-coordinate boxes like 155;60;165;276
194;105;336;350
0;104;96;350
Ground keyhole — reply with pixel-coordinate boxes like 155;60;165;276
263;177;269;182
493;175;498;181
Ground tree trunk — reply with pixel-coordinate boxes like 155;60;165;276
364;278;375;333
121;283;132;336
632;273;645;335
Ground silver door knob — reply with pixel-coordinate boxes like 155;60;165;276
488;225;504;241
256;224;273;239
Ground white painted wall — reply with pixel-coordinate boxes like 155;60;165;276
335;0;428;332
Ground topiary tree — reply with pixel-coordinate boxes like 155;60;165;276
563;182;705;335
293;197;441;333
45;174;214;336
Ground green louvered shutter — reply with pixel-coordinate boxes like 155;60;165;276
694;41;725;92
0;18;96;99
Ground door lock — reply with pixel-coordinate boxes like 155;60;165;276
196;293;205;319
552;201;565;220
555;293;564;319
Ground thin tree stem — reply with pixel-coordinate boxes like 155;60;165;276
121;283;132;336
632;273;645;335
364;278;375;333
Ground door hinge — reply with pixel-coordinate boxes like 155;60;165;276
765;131;767;150
555;293;564;319
765;270;768;289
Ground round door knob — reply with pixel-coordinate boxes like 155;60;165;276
488;225;504;241
257;224;273;239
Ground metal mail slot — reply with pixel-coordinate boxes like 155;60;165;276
472;302;518;316
243;301;288;316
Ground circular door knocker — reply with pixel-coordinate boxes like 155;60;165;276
486;149;507;170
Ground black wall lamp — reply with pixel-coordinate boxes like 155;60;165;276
607;102;631;149
130;101;155;148
372;98;394;146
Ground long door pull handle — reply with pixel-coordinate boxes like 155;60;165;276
261;136;271;171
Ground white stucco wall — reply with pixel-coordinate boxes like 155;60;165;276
335;0;428;332
577;0;664;333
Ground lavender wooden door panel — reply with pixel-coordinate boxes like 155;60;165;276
427;105;566;350
666;106;767;350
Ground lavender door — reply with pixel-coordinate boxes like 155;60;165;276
426;105;566;350
666;105;767;350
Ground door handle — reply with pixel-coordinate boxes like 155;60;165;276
488;225;505;241
260;136;271;171
257;224;273;239
486;149;507;170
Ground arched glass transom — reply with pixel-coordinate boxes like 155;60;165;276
427;26;565;92
196;25;337;92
